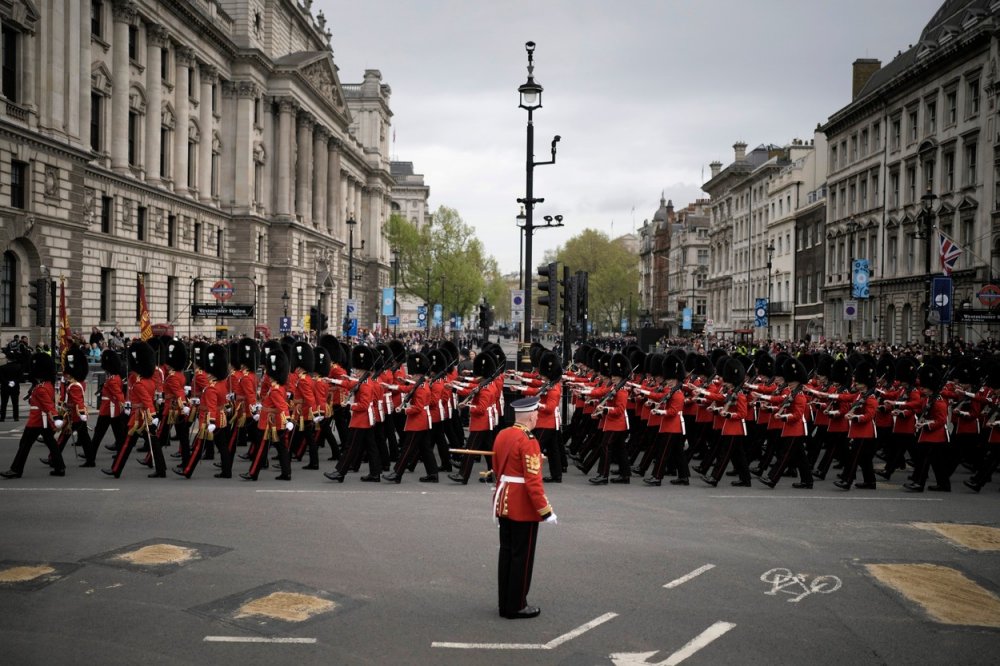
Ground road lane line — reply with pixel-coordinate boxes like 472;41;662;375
661;621;736;665
663;564;715;589
544;612;618;648
0;487;119;492
203;636;317;644
707;495;941;501
432;612;618;650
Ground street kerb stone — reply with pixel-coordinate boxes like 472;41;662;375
865;563;1000;629
188;580;360;636
0;560;83;591
82;538;232;577
911;522;1000;552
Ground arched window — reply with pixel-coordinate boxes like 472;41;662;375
1;251;16;326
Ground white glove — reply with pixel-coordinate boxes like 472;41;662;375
7;381;13;387
207;423;216;433
543;512;558;525
191;398;200;406
252;403;262;413
80;414;88;422
252;413;260;422
227;392;235;401
285;421;295;431
123;405;132;415
182;406;191;416
54;419;65;429
151;418;160;427
184;385;191;395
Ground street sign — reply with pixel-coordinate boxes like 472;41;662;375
387;316;399;326
381;287;395;316
754;298;768;328
977;284;1000;309
705;317;714;334
511;290;524;324
956;310;1000;323
843;300;858;321
682;307;692;331
193;303;254;318
417;305;427;324
210;279;235;302
279;316;291;333
346;299;357;318
931;276;953;324
433;304;443;326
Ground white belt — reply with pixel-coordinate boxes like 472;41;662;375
492;474;525;522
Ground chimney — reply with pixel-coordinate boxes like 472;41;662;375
852;58;881;100
709;161;722;178
733;141;747;162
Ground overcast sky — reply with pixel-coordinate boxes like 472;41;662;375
318;0;944;274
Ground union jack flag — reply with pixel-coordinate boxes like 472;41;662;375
938;230;962;276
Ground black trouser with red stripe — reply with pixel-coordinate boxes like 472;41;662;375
711;435;750;483
182;428;230;477
648;432;677;481
248;429;288;479
815;430;848;478
535;428;561;481
498;518;539;617
768;436;812;486
110;428;145;477
336;427;380;477
10;427;63;474
92;414;126;452
841;437;877;487
454;430;492;482
597;430;628;479
394;430;436;479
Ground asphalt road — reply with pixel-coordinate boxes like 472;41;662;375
1;420;999;665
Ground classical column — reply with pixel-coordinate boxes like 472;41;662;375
233;81;258;207
198;64;217;202
173;46;194;194
78;2;90;143
275;98;295;217
111;0;137;173
145;25;168;185
295;113;313;223
326;138;341;233
312;126;328;230
66;0;81;139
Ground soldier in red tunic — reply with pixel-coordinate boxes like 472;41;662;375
2;352;64;478
241;347;291;481
835;361;879;490
493;396;555;620
103;341;157;478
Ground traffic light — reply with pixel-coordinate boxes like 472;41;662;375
318;310;329;332
28;279;47;326
561;267;577;330
308;306;319;331
479;303;488;330
537;262;557;326
575;270;589;338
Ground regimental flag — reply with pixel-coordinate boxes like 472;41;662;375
137;275;153;341
939;230;963;276
58;277;72;365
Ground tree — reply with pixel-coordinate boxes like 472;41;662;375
553;229;639;335
384;206;491;324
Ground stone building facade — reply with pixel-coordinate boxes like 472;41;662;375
664;199;710;336
0;0;396;341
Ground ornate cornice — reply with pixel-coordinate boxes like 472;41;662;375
112;0;138;24
199;64;219;84
174;46;196;67
146;24;170;48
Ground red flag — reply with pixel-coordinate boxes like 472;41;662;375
58;277;72;363
137;275;153;341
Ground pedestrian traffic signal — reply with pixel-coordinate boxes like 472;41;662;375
309;306;328;332
28;279;47;326
537;262;557;326
318;310;328;332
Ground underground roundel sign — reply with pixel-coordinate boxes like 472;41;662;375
211;279;235;302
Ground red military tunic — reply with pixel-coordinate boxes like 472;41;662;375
258;381;289;442
493;423;553;522
601;387;629;432
720;392;748;437
847;394;878;439
524;382;561;431
99;374;124;418
27;382;58;429
917;395;949;444
656;387;686;435
62;379;87;423
403;381;433;432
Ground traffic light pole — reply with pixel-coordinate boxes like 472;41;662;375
49;279;56;364
561;265;571;430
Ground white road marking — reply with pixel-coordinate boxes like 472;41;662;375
761;568;842;603
663;564;715;589
203;636;317;644
707;495;941;501
0;487;119;492
610;621;736;665
432;612;618;650
254;489;466;494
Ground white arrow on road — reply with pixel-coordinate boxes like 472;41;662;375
609;621;736;665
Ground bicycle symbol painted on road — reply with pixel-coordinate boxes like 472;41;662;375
760;568;842;603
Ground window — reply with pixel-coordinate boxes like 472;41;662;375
128;24;137;61
161;47;169;80
91;1;103;38
159;128;168;178
906;165;916;203
256;234;264;262
211;84;217;114
965;141;977;186
2;24;18;102
944;152;955;191
830;190;837;218
127;110;138;166
137;206;146;241
871;173;879;207
210;152;219;198
166;276;176;321
840;141;847;167
968;78;980;116
926;99;936;134
99;268;113;321
887;234;898;275
946;90;957;125
908;110;918;143
812;271;821;302
850;134;858;161
891;117;901;150
135;273;149;322
861;129;869;156
905;233;915;273
101;195;112;233
254;162;263;203
849;183;857;213
10;159;26;209
90;92;103;151
923;159;935;195
187;142;196;189
1;251;16;326
890;171;899;208
695;299;706;316
167;214;176;247
193;222;201;252
254;97;261;126
187;67;194;95
216;230;223;258
961;217;975;269
873;121;881;149
860;180;867;209
830;145;838;172
697;249;709;265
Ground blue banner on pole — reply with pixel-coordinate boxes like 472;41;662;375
279;316;291;333
754;298;769;328
433;304;443;325
455;316;463;331
381;287;395;316
682;307;692;330
852;259;870;299
347;319;358;337
931;276;953;324
416;305;427;324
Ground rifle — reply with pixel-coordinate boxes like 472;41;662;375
593;364;640;412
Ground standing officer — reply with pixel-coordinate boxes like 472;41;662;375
0;351;23;421
493;396;556;620
1;352;64;478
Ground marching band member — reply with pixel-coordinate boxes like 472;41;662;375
2;353;64;479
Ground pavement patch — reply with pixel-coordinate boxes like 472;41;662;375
189;580;359;636
0;560;83;591
912;522;1000;552
866;563;1000;629
83;538;231;577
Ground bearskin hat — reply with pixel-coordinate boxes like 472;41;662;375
539;352;563;382
162;337;186;372
388;339;406;364
876;353;896;383
29;351;57;384
291;341;314;373
754;351;775;378
853;360;876;388
694;354;714;378
781;357;808;384
830;359;851;386
352;344;375;372
205;344;229;381
428;348;449;375
985;356;1000;390
684;352;699;373
128;341;156;379
483;343;505;370
710;348;728;368
895;355;919;385
846;352;866;371
646;353;663;377
608;352;629;378
721;357;746;387
952;360;980;386
628;348;647;373
918;363;944;392
340;341;352;372
101;349;124;378
440;339;459;364
799;353;815;376
314;345;331;377
473;350;496;378
191;341;208;369
227;340;240;370
662;354;686;381
264;347;289;386
148;336;163;366
572;344;589;365
529;342;545;368
64;345;89;382
407;352;431;376
236;338;257;372
815;353;834;379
